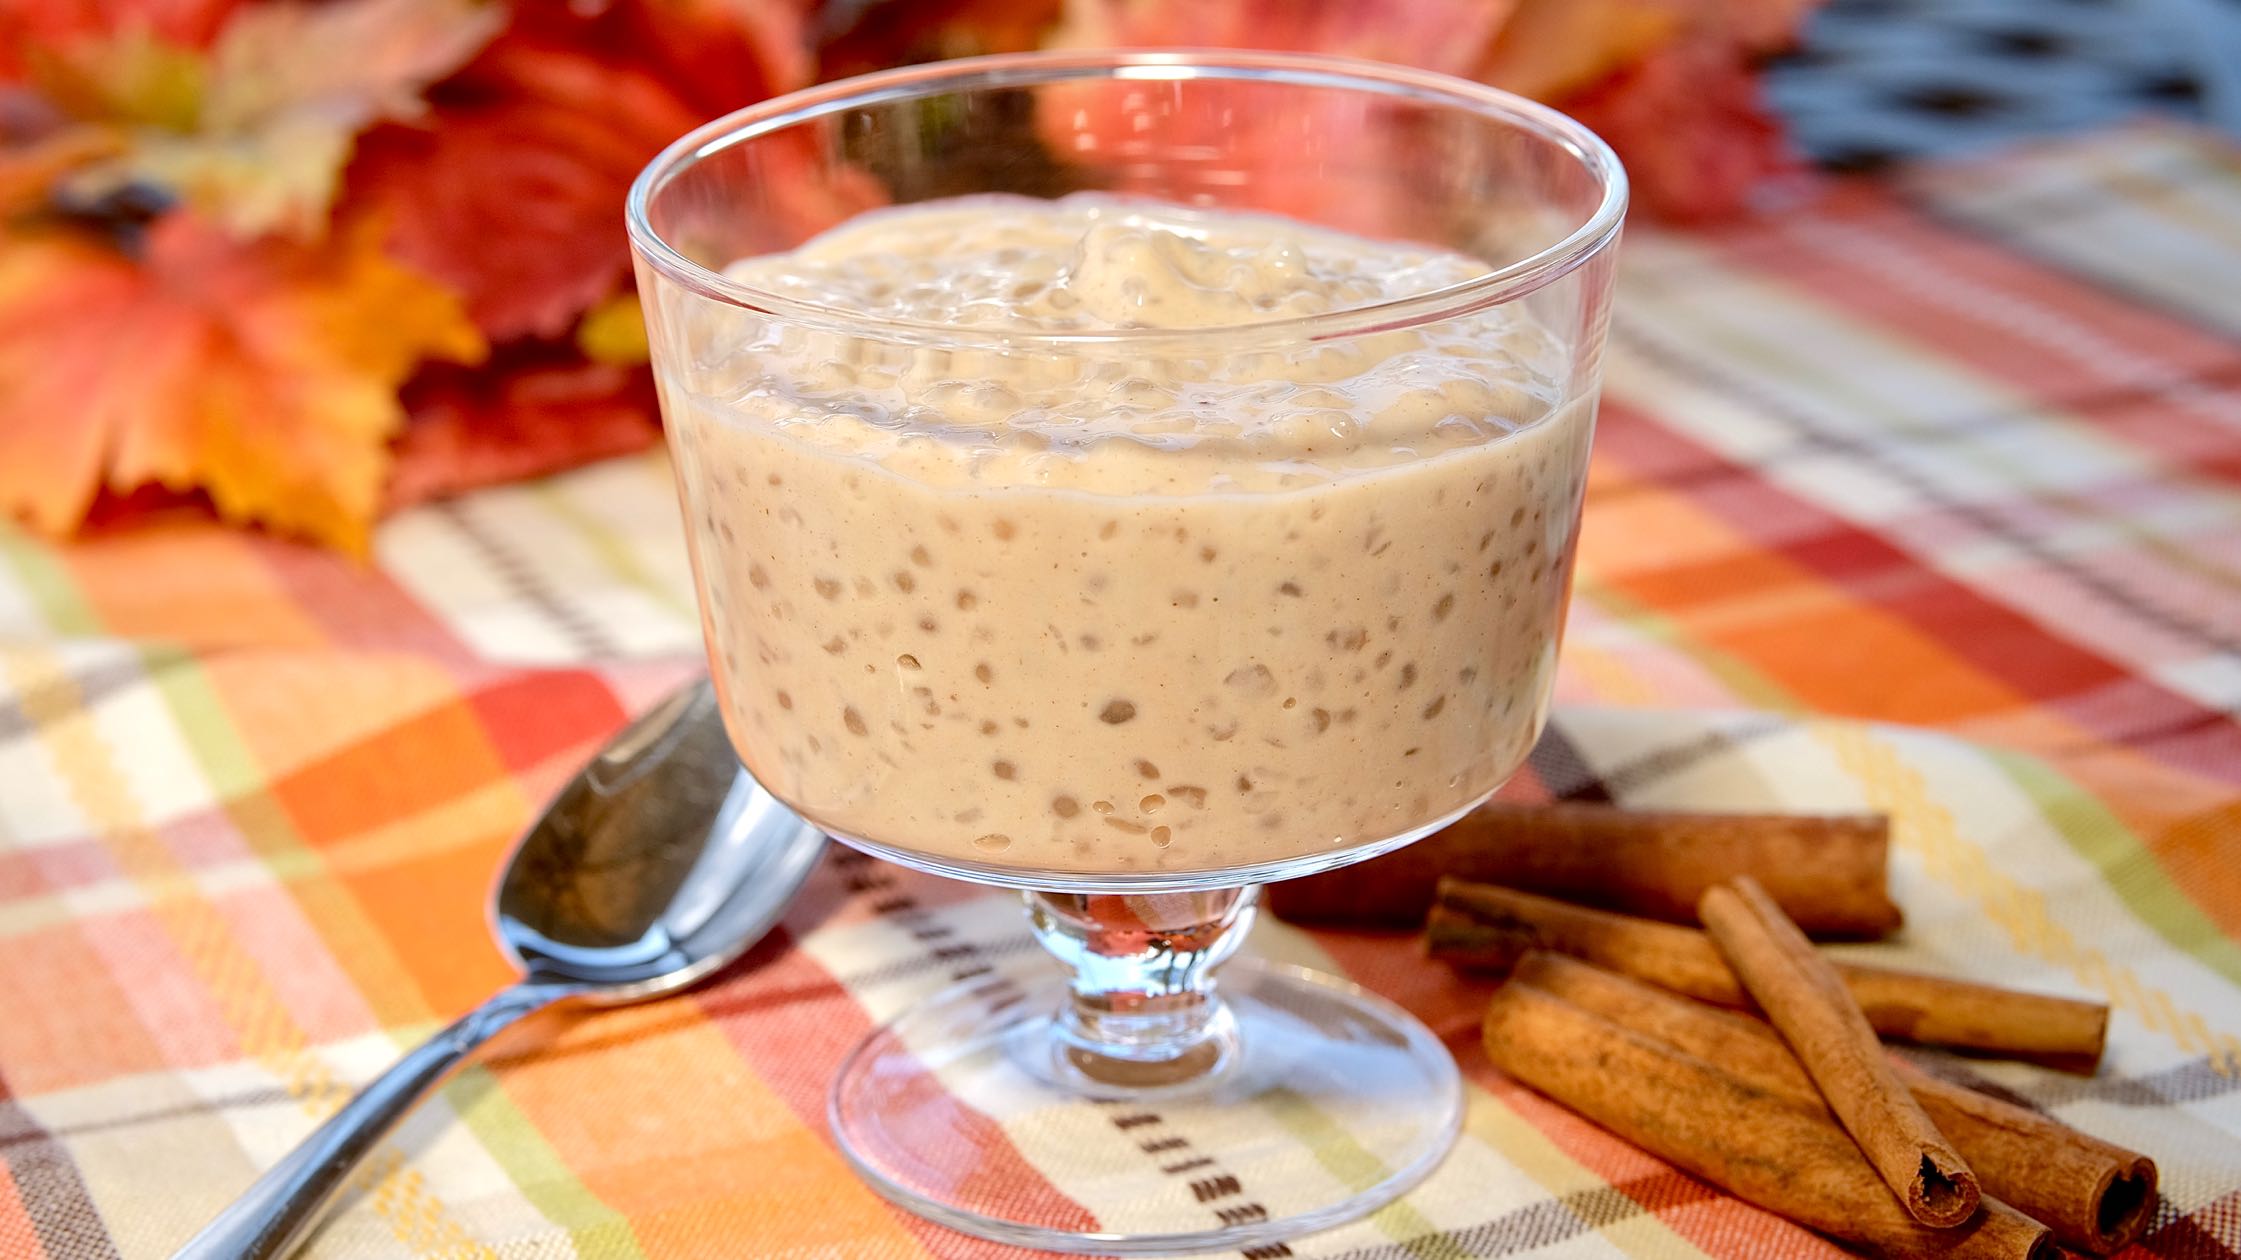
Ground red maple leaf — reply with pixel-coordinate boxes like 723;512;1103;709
349;0;818;342
386;343;662;509
1562;37;1799;222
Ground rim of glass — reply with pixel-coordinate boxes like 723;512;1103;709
624;48;1628;349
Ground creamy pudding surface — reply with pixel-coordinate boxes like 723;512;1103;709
665;194;1594;875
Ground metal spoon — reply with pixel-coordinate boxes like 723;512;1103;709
175;678;827;1260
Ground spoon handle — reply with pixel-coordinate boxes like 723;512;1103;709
174;980;579;1260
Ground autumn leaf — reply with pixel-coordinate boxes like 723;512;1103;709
589;0;816;118
818;0;1063;79
577;291;650;365
1475;0;1682;101
1485;0;1815;219
1562;37;1796;222
0;123;122;215
349;42;702;341
350;0;841;341
0;214;484;549
387;346;661;510
0;0;241;79
35;0;502;237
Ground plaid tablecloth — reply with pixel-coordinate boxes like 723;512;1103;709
4;122;2240;1258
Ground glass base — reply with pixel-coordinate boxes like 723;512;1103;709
829;957;1463;1255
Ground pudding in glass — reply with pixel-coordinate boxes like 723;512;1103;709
666;193;1593;875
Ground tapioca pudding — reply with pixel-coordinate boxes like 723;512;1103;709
661;193;1594;874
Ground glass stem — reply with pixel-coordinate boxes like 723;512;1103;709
1024;886;1257;1089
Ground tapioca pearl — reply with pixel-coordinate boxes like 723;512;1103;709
776;690;793;710
910;545;933;567
1169;786;1207;809
955;589;978;611
1225;664;1276;696
896;654;921;671
892;570;916;593
1099;699;1137;724
918;617;939;632
1422;695;1447;719
973;833;1012;853
1098;520;1119;540
1327;627;1369;652
748;564;770;589
1140;795;1165;813
1235;775;1254;793
1091;799;1115;815
979;720;999;736
843;708;868;736
1052;795;1080;818
1398;664;1418;690
854;577;877;597
993;519;1017;541
1103;817;1148;834
822;636;846;655
1149;826;1173;848
1433;593;1455;621
1310;708;1331;733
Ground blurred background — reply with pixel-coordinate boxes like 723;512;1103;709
1768;0;2241;168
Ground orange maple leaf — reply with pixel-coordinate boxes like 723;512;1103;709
0;214;484;549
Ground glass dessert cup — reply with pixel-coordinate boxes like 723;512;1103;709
628;50;1625;1255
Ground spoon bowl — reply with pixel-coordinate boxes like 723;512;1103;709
175;678;827;1260
495;680;824;997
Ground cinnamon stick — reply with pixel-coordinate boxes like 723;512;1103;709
1429;880;2108;1069
1269;801;1901;935
1482;981;2054;1260
1701;878;1979;1227
1513;952;2157;1254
